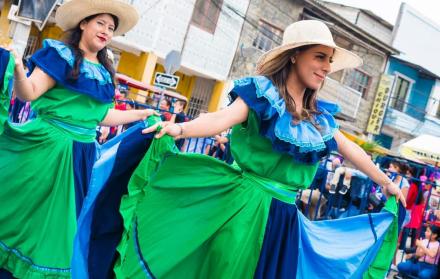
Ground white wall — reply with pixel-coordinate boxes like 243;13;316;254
122;0;191;53
182;0;249;80
322;3;359;23
323;2;393;44
356;13;392;44
122;0;249;81
392;3;440;77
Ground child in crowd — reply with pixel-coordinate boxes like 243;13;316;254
329;154;372;195
397;225;440;279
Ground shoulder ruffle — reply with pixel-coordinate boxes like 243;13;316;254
28;39;114;103
230;76;339;164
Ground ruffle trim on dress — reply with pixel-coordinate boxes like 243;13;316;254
0;241;71;279
28;39;115;103
230;76;339;164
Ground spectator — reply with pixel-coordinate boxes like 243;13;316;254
159;98;172;121
329;156;370;195
397;225;440;279
401;175;429;249
325;156;342;193
170;100;188;150
208;133;233;163
386;160;410;232
170;100;188;123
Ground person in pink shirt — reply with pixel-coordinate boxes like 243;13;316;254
397;225;439;279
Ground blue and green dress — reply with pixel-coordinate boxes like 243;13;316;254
0;39;120;278
83;76;398;279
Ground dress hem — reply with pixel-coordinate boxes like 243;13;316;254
0;242;71;279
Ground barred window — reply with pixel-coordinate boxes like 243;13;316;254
390;75;411;112
343;69;371;98
252;19;283;52
191;0;223;34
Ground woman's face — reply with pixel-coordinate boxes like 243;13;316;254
292;45;333;90
173;102;184;113
160;100;170;110
388;163;399;173
426;227;432;240
80;14;115;53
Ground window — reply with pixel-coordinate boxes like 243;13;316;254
390;75;411;112
343;69;371;98
191;0;223;34
374;133;393;149
436;100;440;119
23;36;38;59
252;19;283;52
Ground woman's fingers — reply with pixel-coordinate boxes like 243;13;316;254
142;123;159;134
141;121;178;139
155;127;167;138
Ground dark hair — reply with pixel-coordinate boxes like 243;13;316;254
429;225;440;239
390;160;409;175
175;99;187;110
256;45;322;124
62;13;119;82
406;166;417;179
161;98;172;108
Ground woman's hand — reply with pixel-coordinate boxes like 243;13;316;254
142;121;182;138
137;109;159;121
383;181;407;207
1;44;22;68
98;126;110;143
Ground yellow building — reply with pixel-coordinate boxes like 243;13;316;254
0;0;12;45
3;0;238;116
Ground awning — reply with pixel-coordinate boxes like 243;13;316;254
399;134;440;165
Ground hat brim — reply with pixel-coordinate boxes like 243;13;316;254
55;0;139;36
257;41;363;73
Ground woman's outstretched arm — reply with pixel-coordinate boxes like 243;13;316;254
334;130;406;207
142;97;249;139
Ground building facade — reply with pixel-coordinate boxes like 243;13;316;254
1;0;250;117
229;0;398;135
377;3;440;150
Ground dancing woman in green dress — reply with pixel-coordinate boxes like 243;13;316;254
0;1;157;278
111;20;406;279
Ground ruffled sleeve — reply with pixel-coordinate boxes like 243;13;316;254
28;39;115;103
229;76;339;164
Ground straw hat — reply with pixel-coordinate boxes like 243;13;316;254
55;0;139;36
257;20;362;73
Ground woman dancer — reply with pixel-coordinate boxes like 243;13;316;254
0;0;157;277
110;20;405;279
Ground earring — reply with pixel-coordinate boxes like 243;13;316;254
291;57;296;64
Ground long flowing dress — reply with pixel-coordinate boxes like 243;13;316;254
0;40;116;278
89;76;399;279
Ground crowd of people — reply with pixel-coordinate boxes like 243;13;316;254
298;153;440;278
0;0;437;278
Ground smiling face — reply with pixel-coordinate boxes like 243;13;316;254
79;14;116;53
292;45;334;90
159;99;171;111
